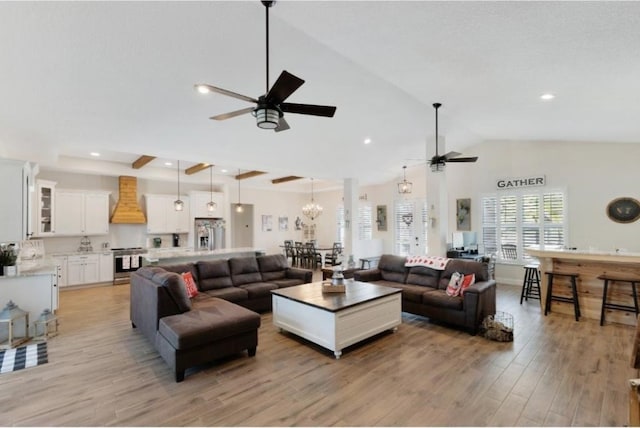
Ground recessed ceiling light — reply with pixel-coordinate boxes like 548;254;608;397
364;138;372;144
221;169;228;173
90;152;100;157
195;84;211;94
540;93;555;101
164;162;172;166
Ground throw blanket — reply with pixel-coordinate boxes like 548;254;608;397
405;255;450;270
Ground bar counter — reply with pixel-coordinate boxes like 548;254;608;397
526;247;640;325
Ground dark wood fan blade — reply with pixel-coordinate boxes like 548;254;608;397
443;151;462;160
280;103;336;117
209;107;255;121
274;117;290;132
195;84;258;104
265;71;305;104
447;156;478;163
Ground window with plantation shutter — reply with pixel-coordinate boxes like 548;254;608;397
336;206;345;244
482;189;566;263
394;199;428;256
358;204;373;240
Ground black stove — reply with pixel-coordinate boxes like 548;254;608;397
112;247;147;284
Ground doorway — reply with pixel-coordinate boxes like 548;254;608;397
231;204;254;248
394;198;428;256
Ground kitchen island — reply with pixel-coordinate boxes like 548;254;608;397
143;247;265;266
526;247;640;325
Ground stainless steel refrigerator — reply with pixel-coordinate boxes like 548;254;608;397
194;218;226;250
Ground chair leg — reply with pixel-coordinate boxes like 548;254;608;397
571;277;580;321
544;274;553;316
600;279;609;326
520;269;529;305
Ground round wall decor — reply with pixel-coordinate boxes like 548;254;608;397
606;197;640;223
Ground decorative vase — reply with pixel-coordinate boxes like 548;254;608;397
347;255;356;269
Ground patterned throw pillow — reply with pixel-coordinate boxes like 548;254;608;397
446;272;463;297
181;272;199;298
459;274;476;297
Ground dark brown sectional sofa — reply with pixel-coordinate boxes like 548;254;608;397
130;254;312;381
354;254;496;334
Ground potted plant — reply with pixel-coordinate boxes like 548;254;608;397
0;247;18;276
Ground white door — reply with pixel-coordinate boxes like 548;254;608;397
394;198;428;256
231;203;253;248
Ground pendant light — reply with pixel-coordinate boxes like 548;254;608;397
302;178;323;220
174;160;184;211
397;165;412;194
235;169;243;213
206;165;217;212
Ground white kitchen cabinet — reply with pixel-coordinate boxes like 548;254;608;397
190;191;225;219
52;255;68;287
0;159;31;243
67;254;100;286
34;179;56;236
99;252;113;282
145;194;190;233
55;190;110;236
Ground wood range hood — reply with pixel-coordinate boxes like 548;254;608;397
110;176;147;224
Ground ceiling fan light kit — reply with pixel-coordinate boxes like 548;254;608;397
195;0;336;131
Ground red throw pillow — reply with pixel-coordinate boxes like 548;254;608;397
181;272;199;298
459;274;476;297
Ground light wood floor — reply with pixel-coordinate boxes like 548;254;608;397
0;275;637;426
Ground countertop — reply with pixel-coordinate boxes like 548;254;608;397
144;247;264;262
1;258;58;278
525;246;640;264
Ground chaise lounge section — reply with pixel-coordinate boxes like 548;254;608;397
354;254;496;334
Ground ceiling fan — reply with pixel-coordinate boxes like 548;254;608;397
429;103;478;172
194;0;336;132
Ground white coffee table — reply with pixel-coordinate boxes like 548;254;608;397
271;280;402;359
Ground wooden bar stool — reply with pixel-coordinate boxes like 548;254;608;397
520;264;541;304
598;274;640;326
544;271;581;321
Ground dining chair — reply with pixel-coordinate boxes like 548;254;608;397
325;242;343;267
284;240;296;266
294;242;305;268
501;244;517;260
305;242;322;270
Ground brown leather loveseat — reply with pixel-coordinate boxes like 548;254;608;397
354;254;496;334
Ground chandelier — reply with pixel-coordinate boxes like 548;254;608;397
397;165;412;194
302;178;323;220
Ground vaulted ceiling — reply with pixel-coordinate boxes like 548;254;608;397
1;1;638;191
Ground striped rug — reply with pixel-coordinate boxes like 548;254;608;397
0;342;48;374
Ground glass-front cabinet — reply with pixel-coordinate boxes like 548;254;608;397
36;180;56;236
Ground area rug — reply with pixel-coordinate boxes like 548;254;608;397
0;342;48;374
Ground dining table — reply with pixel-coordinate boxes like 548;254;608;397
280;243;336;268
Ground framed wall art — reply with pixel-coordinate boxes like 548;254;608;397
376;205;387;231
456;198;471;231
261;215;273;232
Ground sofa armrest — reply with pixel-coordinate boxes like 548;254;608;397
286;267;313;283
463;279;497;333
354;269;382;282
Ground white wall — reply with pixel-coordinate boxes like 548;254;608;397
447;139;640;284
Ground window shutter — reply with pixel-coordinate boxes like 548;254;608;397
358;204;372;241
481;197;498;255
336;206;345;244
395;200;414;256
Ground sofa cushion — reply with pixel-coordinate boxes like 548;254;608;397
270;278;305;288
257;254;288;281
198;287;249;304
406;266;441;288
392;283;429;303
151;270;192;313
230;257;263;286
439;259;489;290
157;299;260;350
423;289;463;310
158;263;199;284
377;254;408;283
238;282;279;299
197;259;233;290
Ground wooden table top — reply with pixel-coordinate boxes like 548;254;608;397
271;280;401;313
